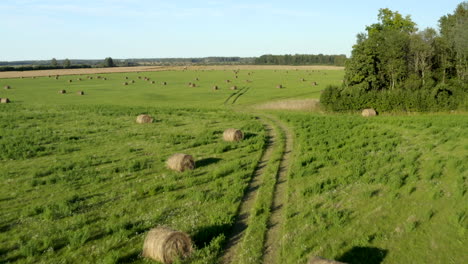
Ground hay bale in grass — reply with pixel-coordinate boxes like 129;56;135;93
123;82;128;86
162;81;167;85
77;78;82;81
362;108;377;117
223;128;243;142
277;84;283;89
0;98;10;103
59;90;66;94
230;86;237;90
235;75;238;79
138;76;142;79
103;77;107;80
68;79;72;83
125;76;129;79
166;154;195;172
225;80;231;83
213;85;219;90
4;85;10;90
308;256;346;264
77;91;84;95
311;82;318;86
190;83;196;87
151;81;155;84
136;114;153;124
142;227;193;264
131;80;135;84
300;78;305;82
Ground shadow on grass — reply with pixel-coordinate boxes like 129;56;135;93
196;157;222;168
337;246;388;264
243;132;257;140
192;223;231;248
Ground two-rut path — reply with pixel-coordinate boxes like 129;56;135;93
220;115;294;264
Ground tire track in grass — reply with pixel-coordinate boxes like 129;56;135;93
262;116;293;264
220;118;277;264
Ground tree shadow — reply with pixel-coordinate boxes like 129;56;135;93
337;246;388;264
196;157;222;168
192;223;231;248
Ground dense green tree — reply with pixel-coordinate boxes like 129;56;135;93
51;58;58;67
104;57;115;67
63;58;71;68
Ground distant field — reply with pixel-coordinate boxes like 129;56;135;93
0;68;466;264
0;65;344;79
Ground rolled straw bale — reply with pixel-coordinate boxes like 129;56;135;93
0;98;10;103
131;80;135;83
77;91;84;95
166;154;195;172
142;227;193;264
151;81;155;84
4;85;10;90
277;84;283;89
136;114;153;124
311;82;318;86
125;76;129;79
308;256;346;264
123;82;128;86
223;128;243;142
212;85;219;90
230;86;237;90
162;81;167;85
68;79;72;83
225;80;231;83
362;108;377;117
59;89;66;94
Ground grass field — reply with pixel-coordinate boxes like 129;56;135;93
1;68;467;264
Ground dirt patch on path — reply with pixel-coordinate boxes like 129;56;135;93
220;119;277;264
256;99;320;111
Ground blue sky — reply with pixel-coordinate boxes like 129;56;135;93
0;0;463;61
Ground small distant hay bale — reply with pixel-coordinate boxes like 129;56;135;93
77;78;82;81
59;90;66;94
362;108;377;117
235;75;238;79
188;82;192;86
225;80;231;83
151;81;155;84
142;227;193;264
125;76;129;79
136;114;153;124
138;76;142;79
103;77;107;80
308;256;346;264
48;75;51;78
97;76;102;79
77;91;84;95
223;128;243;142
131;80;135;83
55;76;59;80
230;86;237;90
89;76;93;79
212;85;219;90
300;78;305;82
4;85;10;90
276;84;283;89
166;153;195;172
195;77;199;81
0;98;10;103
162;81;167;85
190;83;196;87
123;82;128;86
68;79;72;83
311;82;318;86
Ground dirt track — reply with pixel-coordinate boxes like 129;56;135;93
0;65;344;79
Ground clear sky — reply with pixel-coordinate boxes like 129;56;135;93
0;0;464;61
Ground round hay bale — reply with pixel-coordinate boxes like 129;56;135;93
142;227;193;264
190;83;196;87
77;78;82;81
311;82;318;86
195;77;199;81
59;89;66;94
162;81;167;85
68;79;72;83
223;128;243;142
362;108;377;117
166;154;195;172
123;82;128;85
300;78;305;82
125;76;129;79
225;80;230;83
235;75;238;79
131;80;135;83
103;77;107;80
77;91;84;95
230;86;237;90
136;114;153;124
212;85;219;90
0;98;10;103
277;84;283;89
151;81;155;84
308;256;346;264
138;76;142;79
4;85;11;90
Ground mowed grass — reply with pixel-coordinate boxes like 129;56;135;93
0;69;343;108
1;69;467;264
0;103;267;263
277;113;468;264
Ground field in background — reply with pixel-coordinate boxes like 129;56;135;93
0;68;467;264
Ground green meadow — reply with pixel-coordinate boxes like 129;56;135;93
0;68;467;264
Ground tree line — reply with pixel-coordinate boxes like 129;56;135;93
321;2;468;112
254;54;347;66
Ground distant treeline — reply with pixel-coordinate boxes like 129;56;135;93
0;65;92;72
321;3;468;112
126;57;255;65
254;54;347;66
